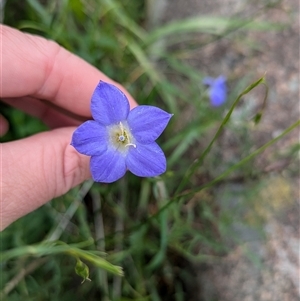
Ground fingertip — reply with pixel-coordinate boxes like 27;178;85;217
63;139;92;192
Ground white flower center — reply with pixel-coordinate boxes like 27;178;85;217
107;121;136;153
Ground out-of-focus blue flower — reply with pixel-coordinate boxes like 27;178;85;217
71;81;173;183
203;75;227;107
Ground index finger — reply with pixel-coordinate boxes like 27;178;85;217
0;25;137;116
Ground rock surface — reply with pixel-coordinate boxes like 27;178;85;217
153;0;299;299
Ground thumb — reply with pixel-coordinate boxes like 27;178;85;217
1;127;91;230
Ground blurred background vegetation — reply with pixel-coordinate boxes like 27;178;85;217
0;0;299;300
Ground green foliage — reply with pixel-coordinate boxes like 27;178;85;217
1;0;298;300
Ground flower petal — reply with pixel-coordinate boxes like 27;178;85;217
126;142;166;177
90;148;127;183
203;75;227;107
127;106;173;143
91;81;130;125
209;76;227;107
71;120;108;156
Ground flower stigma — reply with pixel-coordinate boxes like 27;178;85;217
108;121;136;153
119;135;126;142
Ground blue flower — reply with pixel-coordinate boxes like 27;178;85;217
203;75;227;107
71;81;173;183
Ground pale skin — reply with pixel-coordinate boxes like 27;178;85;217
0;25;137;230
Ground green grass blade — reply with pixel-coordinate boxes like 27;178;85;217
0;241;123;276
176;76;267;194
26;0;51;25
153;118;300;219
102;0;147;41
145;17;284;45
187;118;300;195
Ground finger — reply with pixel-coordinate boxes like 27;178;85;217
0;114;9;136
1;25;137;117
1;127;90;230
3;96;86;128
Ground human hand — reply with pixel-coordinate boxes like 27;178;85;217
0;25;137;230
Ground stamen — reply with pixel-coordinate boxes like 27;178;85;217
125;143;137;148
119;122;124;133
